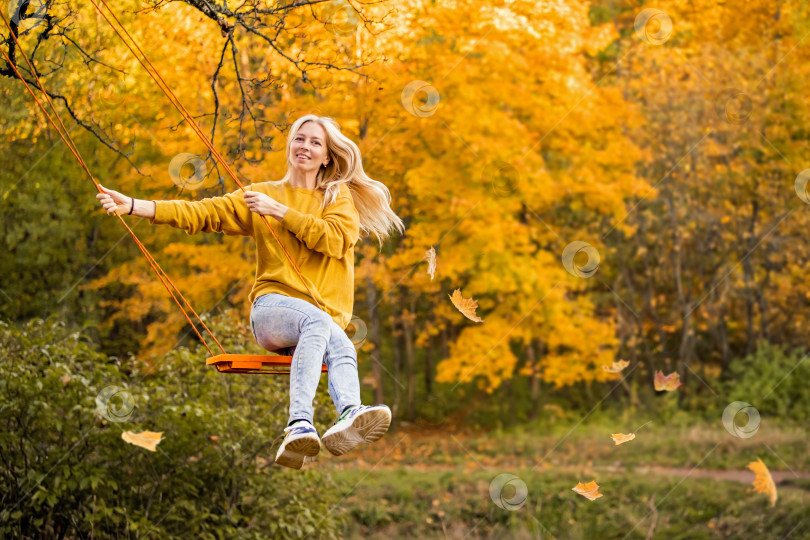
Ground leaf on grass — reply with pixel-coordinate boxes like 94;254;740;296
602;360;629;373
747;458;777;507
425;247;437;280
572;480;602;500
654;370;681;391
122;430;164;452
449;289;484;323
611;433;636;445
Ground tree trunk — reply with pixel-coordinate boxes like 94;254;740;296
366;274;384;404
530;339;545;418
391;312;402;422
425;331;433;398
527;339;538;419
718;301;731;370
742;199;760;356
401;290;416;420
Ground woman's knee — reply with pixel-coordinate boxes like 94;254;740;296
325;321;357;362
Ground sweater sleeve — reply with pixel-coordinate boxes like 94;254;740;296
280;188;360;259
149;187;253;236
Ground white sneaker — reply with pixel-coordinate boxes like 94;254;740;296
322;405;392;456
275;421;321;469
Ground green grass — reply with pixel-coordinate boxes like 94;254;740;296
321;412;810;474
318;416;809;539
331;466;808;539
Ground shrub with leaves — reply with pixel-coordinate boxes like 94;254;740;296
0;314;343;539
722;340;810;422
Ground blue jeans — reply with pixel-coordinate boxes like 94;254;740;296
250;293;361;425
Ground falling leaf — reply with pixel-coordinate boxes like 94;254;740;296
449;289;484;323
572;480;603;500
654;370;681;391
425;246;437;280
611;421;652;446
602;360;629;373
60;374;71;387
122;430;164;452
611;433;636;445
747;458;777;507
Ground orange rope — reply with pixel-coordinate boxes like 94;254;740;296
91;0;326;312
0;11;226;356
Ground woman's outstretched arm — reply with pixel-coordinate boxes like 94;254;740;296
96;184;253;236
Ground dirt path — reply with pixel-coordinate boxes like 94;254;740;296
321;459;810;490
604;465;810;487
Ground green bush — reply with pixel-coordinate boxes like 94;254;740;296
722;340;810;422
0;314;344;539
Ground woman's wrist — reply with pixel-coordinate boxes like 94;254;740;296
128;198;157;219
271;203;289;222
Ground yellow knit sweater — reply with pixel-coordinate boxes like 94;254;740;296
149;180;360;330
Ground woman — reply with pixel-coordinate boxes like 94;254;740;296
96;114;405;469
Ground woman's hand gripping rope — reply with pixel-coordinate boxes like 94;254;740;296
244;190;288;221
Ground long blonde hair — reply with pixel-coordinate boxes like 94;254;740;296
276;115;405;248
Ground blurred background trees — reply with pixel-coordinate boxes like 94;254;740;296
2;0;809;434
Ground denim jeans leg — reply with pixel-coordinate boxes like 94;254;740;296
288;311;332;424
323;319;362;416
250;293;332;425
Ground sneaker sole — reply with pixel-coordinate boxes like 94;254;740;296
275;436;321;469
322;408;392;456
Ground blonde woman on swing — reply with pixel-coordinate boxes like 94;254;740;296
97;114;405;469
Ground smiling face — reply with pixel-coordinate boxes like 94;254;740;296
290;121;330;173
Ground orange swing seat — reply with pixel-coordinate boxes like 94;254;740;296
207;353;328;375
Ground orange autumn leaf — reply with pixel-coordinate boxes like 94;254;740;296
448;288;484;323
747;458;777;507
611;421;651;446
611;433;636;445
602;360;629;373
572;480;603;500
654;370;681;391
425;246;437;280
122;430;164;452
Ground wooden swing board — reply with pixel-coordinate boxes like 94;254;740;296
206;354;327;375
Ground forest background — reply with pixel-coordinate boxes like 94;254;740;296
2;0;810;538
